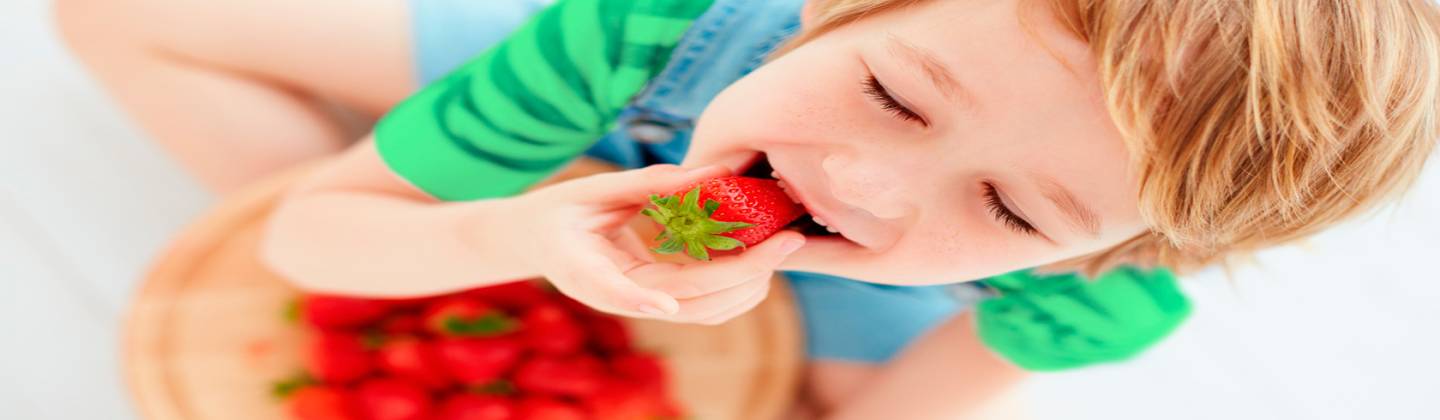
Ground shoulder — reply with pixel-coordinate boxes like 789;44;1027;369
973;266;1192;371
533;0;719;105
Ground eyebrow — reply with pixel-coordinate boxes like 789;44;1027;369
884;34;970;105
1031;175;1103;237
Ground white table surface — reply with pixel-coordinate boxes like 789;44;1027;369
3;1;1437;419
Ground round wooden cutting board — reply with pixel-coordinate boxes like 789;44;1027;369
124;160;804;420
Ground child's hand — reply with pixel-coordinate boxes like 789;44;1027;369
498;164;806;324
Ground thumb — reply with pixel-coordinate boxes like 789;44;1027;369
569;164;731;205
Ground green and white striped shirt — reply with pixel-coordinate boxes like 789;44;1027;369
376;0;714;201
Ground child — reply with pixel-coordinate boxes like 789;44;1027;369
60;0;1440;417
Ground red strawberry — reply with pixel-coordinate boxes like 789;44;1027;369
514;355;605;398
608;353;666;387
422;298;517;337
584;316;631;354
585;381;683;420
378;313;425;335
306;332;374;384
354;379;433;420
382;296;438;310
516;398;587;420
288;386;359;420
641;176;804;260
437;394;517;420
376;336;451;389
464;281;553;310
303;295;391;330
433;337;525;385
521;303;586;355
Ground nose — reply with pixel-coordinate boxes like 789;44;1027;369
821;154;912;219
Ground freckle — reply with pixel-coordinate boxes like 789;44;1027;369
931;227;971;256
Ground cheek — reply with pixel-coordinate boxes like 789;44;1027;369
880;207;1057;282
697;49;870;148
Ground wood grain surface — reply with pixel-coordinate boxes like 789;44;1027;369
123;160;803;420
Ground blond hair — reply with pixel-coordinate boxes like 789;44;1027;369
771;0;1440;275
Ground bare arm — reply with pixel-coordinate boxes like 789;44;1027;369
262;136;803;326
822;312;1029;420
261;137;535;297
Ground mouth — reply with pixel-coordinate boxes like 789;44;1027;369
736;152;846;240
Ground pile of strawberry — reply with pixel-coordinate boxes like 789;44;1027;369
274;281;682;420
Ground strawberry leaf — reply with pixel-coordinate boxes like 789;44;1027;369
271;371;316;399
361;331;388;350
703;220;753;234
684;238;710;261
640;208;667;224
701;235;744;251
471;379;516;395
656;239;684;254
282;297;302;324
442;313;518;336
703;199;719;216
681;187;701;212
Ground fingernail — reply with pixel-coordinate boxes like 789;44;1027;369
780;238;805;254
637;304;668;316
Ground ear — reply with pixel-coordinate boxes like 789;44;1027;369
800;0;821;29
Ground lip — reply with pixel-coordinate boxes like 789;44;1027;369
762;156;884;250
718;152;763;175
777;174;866;246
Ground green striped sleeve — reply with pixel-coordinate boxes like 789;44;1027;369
974;266;1192;371
375;0;715;201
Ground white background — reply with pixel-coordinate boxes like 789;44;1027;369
3;0;1436;419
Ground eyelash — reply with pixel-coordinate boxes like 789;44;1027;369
862;75;927;126
861;74;1032;238
982;182;1040;236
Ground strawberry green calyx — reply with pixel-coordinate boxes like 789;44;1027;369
442;313;518;337
271;371;317;399
640;186;753;261
471;379;517;395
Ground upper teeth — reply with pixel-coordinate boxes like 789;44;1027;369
771;171;836;233
812;215;829;227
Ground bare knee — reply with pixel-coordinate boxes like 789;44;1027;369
55;0;110;47
54;0;137;57
805;361;882;414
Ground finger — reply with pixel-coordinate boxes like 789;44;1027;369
606;228;658;266
696;279;771;325
542;271;623;315
659;231;805;298
593;205;644;231
583;230;656;275
671;276;769;323
570;164;731;205
565;249;681;315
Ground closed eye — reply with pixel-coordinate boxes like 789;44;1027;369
862;74;928;127
982;182;1040;237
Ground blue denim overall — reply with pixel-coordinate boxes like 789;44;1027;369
412;0;978;362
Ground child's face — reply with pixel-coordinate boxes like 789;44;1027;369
682;0;1148;284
